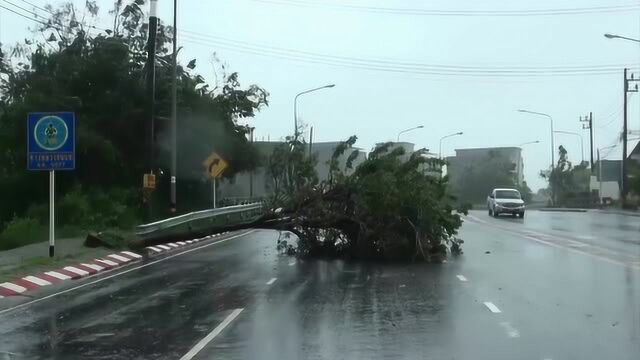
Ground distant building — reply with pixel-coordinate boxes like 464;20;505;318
217;141;366;201
447;147;524;185
372;142;440;176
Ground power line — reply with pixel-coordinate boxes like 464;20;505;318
1;0;44;19
181;29;639;72
247;0;640;16
0;3;49;26
1;0;108;33
15;0;52;15
179;32;640;77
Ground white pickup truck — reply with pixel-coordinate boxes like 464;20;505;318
487;188;525;218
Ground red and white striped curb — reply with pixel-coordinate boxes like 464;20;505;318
144;231;230;255
0;251;142;298
0;232;233;299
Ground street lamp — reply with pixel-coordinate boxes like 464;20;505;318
397;125;424;142
518;109;555;169
294;84;335;139
518;140;540;146
604;33;640;43
554;130;584;163
439;131;463;159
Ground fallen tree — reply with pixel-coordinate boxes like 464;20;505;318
127;136;467;262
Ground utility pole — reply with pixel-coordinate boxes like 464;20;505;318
580;112;594;172
170;0;178;213
623;69;639;205
249;126;255;199
145;0;159;219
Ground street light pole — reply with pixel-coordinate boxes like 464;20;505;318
439;131;463;159
170;0;177;213
518;140;540;146
604;33;640;43
554;130;584;163
294;84;335;139
397;125;424;142
518;110;555;168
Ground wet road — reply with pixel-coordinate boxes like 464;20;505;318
0;211;639;359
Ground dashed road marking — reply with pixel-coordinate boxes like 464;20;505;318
266;277;277;285
456;275;468;282
288;261;296;266
179;308;244;360
167;243;180;248
147;246;162;252
158;245;172;250
484;302;502;313
499;321;520;338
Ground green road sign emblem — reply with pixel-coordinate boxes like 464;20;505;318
34;115;69;151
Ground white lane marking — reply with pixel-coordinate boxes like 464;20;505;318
168;243;180;248
499;321;520;338
456;275;468;282
179;308;244;360
288;260;296;266
81;263;104;272
484;302;502;313
468;219;640;271
94;259;119;267
23;276;52;286
121;251;142;259
266;277;277;285
108;254;131;263
147;246;162;252
158;245;172;250
0;282;27;293
576;235;595;240
0;230;255;315
176;241;187;246
64;266;90;276
45;271;71;280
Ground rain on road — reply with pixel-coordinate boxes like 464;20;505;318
0;211;639;359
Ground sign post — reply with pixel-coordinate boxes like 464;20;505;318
203;152;228;209
27;112;76;258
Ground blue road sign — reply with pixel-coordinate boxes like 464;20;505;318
27;112;75;171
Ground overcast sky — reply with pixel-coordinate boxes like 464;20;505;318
2;0;640;190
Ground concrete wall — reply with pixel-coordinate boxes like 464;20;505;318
589;175;620;200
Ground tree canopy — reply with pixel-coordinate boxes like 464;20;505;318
0;0;268;229
263;139;466;261
540;146;591;207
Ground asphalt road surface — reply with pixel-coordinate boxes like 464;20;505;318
0;210;639;359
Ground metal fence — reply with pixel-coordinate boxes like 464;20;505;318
135;203;264;237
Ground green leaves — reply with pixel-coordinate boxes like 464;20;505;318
0;0;268;227
270;137;463;261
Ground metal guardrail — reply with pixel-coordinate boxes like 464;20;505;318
135;203;263;236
